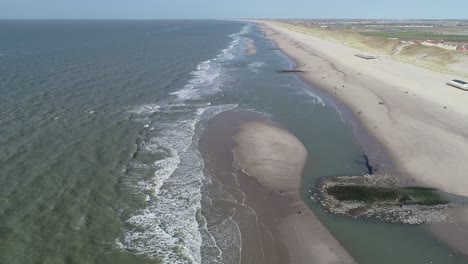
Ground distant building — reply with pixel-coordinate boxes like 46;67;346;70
421;40;458;51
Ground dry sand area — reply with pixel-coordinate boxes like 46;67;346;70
234;121;355;264
254;20;468;256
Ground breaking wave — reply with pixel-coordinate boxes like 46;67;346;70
117;24;250;263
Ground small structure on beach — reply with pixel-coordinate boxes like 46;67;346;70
355;54;379;60
446;79;468;91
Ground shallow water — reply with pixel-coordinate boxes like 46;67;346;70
0;20;466;263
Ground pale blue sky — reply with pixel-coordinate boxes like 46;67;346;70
1;0;467;19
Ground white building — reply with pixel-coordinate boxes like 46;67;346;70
421;41;458;51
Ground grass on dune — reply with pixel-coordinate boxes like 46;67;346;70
326;185;448;206
361;31;468;42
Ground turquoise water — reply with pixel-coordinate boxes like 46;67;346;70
0;20;466;263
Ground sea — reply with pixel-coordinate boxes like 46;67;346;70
0;20;467;264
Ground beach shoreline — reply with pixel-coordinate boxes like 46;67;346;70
198;111;356;264
252;19;468;257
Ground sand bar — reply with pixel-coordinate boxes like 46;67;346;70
245;38;257;54
234;121;356;264
199;111;355;264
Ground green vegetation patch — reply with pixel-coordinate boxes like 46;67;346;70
361;31;468;42
403;187;448;205
326;185;448;205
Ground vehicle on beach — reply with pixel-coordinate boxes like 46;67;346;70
446;79;468;90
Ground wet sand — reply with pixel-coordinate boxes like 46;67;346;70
253;20;468;257
245;38;257;54
198;111;355;264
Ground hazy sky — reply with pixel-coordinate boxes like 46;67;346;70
1;0;467;19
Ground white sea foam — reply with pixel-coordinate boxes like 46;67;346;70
170;24;250;101
170;60;222;100
301;88;325;107
120;104;237;263
122;111;204;263
129;104;161;115
248;62;264;73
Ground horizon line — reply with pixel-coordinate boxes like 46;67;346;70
0;18;467;21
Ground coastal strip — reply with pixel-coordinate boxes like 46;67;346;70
254;20;468;257
198;111;356;264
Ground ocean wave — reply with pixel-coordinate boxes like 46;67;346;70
170;24;250;101
129;104;161;115
170;60;222;100
119;104;237;263
119;23;249;263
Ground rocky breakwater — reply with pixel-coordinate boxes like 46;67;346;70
312;175;468;225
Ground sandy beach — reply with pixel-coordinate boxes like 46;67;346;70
199;111;355;264
254;20;468;257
